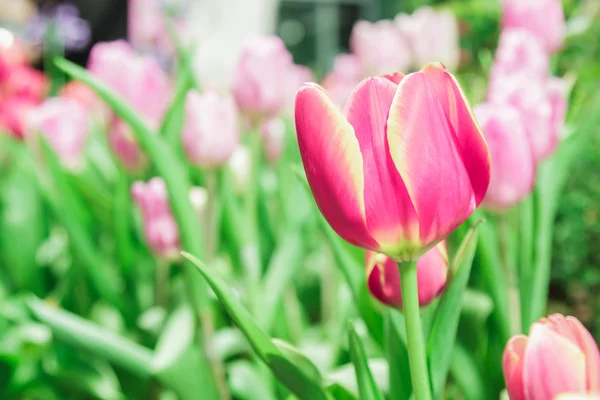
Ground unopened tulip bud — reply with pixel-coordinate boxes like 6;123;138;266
366;242;448;308
182;90;239;168
490;29;549;81
228;145;251;194
260;117;286;164
474;103;535;211
503;314;600;400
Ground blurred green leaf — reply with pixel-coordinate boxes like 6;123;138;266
449;342;487;400
228;360;276;400
385;311;411;400
347;323;384;400
427;220;480;399
327;383;357;400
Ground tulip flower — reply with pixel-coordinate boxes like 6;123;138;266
502;0;565;53
260;117;286;164
232;35;293;119
503;314;600;400
490;29;549;82
295;63;491;260
366;241;448;308
285;64;314;115
109;120;148;171
0;96;37;139
474;103;535;211
395;7;460;70
350;19;412;76
322;53;363;107
0;61;47;101
547;77;568;141
182;90;239;167
27;97;90;170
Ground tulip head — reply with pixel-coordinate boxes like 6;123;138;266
474;103;536;211
502;0;565;53
490;29;549;82
366;241;448;308
322;53;363;107
503;314;600;400
232;35;293;118
295;63;490;260
182;90;239;168
0;96;37;139
109;120;149;171
285;64;314;115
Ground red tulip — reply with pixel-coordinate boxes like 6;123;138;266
366;242;448;308
295;63;490;260
503;314;600;400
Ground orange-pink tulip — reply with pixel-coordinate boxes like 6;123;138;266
295;63;490;260
503;314;600;400
366;242;448;308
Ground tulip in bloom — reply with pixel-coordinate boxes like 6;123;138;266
502;0;565;53
503;314;600;400
295;63;491;260
285;64;314;115
474;103;535;211
395;7;460;70
232;35;293;118
182;90;239;167
27;97;90;170
109;120;148;171
0;97;37;139
350;19;412;76
547;77;568;141
260;117;286;164
366;242;448;308
322;53;363;107
490;29;549;82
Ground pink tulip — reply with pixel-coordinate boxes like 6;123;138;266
555;395;600;400
128;0;163;50
395;7;460;70
285;64;314;115
503;314;600;400
0;96;37;139
260;117;286;164
474;103;535;211
295;63;491;260
502;0;565;53
322;53;363;107
109;120;148;171
232;35;294;119
350;19;412;76
182;90;239;167
366;241;448;308
547;77;568;141
59;81;101;112
490;29;549;82
27;97;90;170
0;61;47;101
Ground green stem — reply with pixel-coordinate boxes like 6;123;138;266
498;215;521;335
518;196;534;330
398;261;431;400
204;170;219;261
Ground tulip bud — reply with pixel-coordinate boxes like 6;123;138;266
260;117;286;164
0;96;37;139
490;29;549;82
109;120;149;172
232;35;293;118
0;62;48;101
285;64;314;115
182;90;239;168
295;63;491;260
395;7;460;70
27;97;90;170
503;314;600;400
350;19;412;76
322;53;363;107
474;103;535;211
502;0;565;53
132;177;180;259
366;241;448;308
227;145;251;195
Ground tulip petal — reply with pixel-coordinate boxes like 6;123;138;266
365;251;402;308
565;316;600;391
380;72;405;85
295;83;377;249
421;63;491;205
416;242;448;305
524;324;587;400
503;335;528;400
344;77;419;252
386;72;476;245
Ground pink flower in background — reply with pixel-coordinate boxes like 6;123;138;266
474;103;536;211
27;97;90;170
489;29;549;83
0;60;47;101
502;0;565;53
366;242;448;308
59;81;101;112
285;64;314;114
232;35;294;119
132;178;180;259
228;145;252;194
182;90;239;167
322;53;363;108
109;120;149;171
295;63;490;260
547;77;568;140
395;7;460;70
350;19;412;76
503;314;600;400
0;96;37;139
128;0;164;51
260;117;286;164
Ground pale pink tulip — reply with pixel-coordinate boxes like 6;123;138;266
27;97;90;170
232;35;293;118
109;120;148;171
285;64;314;115
395;7;460;70
295;63;491;260
322;53;363;107
474;103;535;211
182;90;239;167
502;0;565;53
366;242;448;308
490;29;549;82
350;19;412;76
503;314;600;400
547;77;568;140
260;117;286;164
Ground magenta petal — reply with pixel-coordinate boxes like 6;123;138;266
421;63;491;206
344;77;419;251
387;72;476;246
295;83;377;249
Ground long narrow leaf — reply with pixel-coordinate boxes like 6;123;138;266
348;323;385;400
385;311;412;400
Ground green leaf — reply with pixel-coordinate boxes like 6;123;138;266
327;384;357;400
385;311;412;400
427;220;481;399
327;359;388;397
228;360;276;400
159;70;190;146
449;342;487;400
182;252;330;400
347;323;385;400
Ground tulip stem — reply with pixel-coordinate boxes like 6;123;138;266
398;261;432;400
